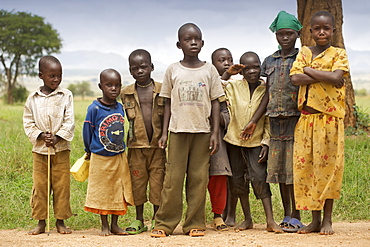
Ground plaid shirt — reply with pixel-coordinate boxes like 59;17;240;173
23;86;75;155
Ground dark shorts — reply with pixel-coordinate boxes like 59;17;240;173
227;143;271;199
267;116;299;184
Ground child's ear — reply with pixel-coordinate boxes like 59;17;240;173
38;72;43;79
176;41;181;49
151;63;154;71
201;40;204;47
297;30;301;38
98;83;102;90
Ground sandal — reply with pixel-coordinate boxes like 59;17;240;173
188;229;205;237
150;229;167;238
213;217;229;231
279;216;291;228
151;219;156;231
125;220;148;235
283;218;305;233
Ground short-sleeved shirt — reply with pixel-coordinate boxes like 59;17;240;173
121;81;165;148
160;62;225;133
261;49;300;117
224;79;270;148
290;46;349;118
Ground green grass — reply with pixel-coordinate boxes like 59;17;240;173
0;100;369;230
355;95;370;114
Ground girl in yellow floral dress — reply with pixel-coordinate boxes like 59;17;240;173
290;10;349;235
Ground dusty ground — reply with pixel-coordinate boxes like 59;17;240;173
1;221;369;247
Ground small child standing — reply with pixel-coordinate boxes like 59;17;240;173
223;52;282;233
83;68;134;236
151;23;224;237
121;49;166;234
261;10;303;231
290;10;349;235
208;48;234;231
23;55;74;235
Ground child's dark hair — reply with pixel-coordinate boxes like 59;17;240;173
39;55;61;72
129;49;152;64
211;48;231;64
239;51;261;64
178;23;202;40
311;10;335;26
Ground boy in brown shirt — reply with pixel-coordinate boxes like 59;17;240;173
121;49;166;234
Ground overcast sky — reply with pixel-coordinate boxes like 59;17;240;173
3;0;370;66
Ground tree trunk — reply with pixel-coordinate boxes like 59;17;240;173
296;0;356;127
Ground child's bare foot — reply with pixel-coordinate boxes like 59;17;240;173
111;225;128;235
224;217;235;227
266;221;284;233
28;220;46;235
320;220;334;235
235;220;253;231
297;222;321;234
100;226;110;236
56;219;72;234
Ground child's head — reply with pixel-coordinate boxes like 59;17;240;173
38;56;62;91
211;48;233;76
128;49;154;84
269;11;302;51
239;52;261;83
176;23;204;57
99;68;122;103
310;10;335;46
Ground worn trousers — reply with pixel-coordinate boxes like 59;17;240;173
155;133;210;234
31;150;72;220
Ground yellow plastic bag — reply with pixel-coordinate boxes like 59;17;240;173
70;153;90;182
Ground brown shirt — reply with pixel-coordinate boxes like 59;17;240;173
121;81;165;148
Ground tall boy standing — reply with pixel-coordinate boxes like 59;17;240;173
23;56;74;235
151;23;224;237
261;10;303;231
121;49;166;234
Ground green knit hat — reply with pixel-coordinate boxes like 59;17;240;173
269;10;303;32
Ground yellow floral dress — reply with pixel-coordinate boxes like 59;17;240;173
290;46;349;211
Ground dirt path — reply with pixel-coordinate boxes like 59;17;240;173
1;221;369;247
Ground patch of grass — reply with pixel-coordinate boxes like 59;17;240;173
0;100;369;230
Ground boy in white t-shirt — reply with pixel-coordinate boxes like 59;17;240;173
150;23;224;237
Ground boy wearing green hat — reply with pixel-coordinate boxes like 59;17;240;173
261;10;303;232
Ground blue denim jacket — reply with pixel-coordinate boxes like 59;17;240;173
261;49;301;117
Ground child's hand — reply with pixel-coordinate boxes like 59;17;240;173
240;122;257;140
209;133;219;155
258;145;269;163
227;64;245;75
333;78;345;88
158;135;168;149
44;131;53;147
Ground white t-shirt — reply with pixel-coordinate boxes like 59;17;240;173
160;62;224;133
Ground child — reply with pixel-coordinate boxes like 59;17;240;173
208;48;233;231
83;68;134;236
23;55;74;235
223;52;282;233
150;23;224;237
261;10;303;232
290;10;349;235
121;49;166;234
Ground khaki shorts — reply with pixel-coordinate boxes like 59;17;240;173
127;148;166;206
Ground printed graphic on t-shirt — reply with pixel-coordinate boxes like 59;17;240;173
178;80;205;105
99;113;125;152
